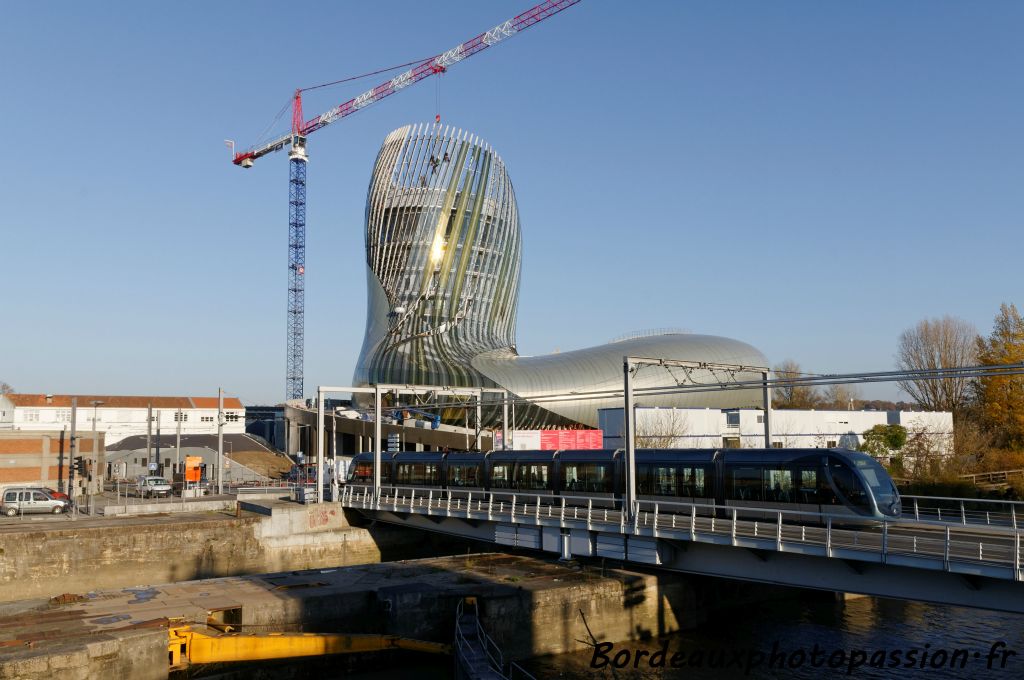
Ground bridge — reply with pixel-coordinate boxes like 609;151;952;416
319;363;1024;614
339;484;1024;614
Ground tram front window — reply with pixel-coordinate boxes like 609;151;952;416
828;459;870;510
851;456;901;515
349;462;373;483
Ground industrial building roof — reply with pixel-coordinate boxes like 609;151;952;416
4;394;245;409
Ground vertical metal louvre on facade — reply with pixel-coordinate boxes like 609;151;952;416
356;123;521;390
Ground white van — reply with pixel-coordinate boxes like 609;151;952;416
135;476;173;498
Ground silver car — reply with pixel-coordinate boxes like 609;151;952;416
2;488;69;516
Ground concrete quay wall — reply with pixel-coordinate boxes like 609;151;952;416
0;503;473;602
0;553;705;680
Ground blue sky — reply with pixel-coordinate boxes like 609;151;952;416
1;1;1021;405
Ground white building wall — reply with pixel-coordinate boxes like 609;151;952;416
0;404;245;445
600;407;954;453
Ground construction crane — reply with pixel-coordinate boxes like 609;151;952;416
230;0;583;401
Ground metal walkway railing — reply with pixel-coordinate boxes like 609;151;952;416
454;598;535;680
341;485;1024;583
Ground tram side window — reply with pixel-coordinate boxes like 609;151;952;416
514;463;550;491
490;463;513;489
828;460;869;509
729;466;763;502
636;464;653;495
562;463;612;493
649;465;678;496
396;463;440;486
818;468;837;505
679;466;707;499
448;463;479;488
797;468;819;504
763;468;793;502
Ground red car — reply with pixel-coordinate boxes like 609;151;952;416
42;487;69;501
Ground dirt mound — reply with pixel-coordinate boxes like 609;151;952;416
228;450;292;479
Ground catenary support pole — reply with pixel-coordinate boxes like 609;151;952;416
762;370;772;448
316;387;324;503
502;391;509;451
217;388;224;495
175;408;181;483
373;385;382;501
623;358;636;523
69;397;78;517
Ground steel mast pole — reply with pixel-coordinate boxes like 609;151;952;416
373;385;382;501
316;387;324;503
623;358;637;524
286;135;307;401
217;388;224;495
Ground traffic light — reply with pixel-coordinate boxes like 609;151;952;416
73;456;86;477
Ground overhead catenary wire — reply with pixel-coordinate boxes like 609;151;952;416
331;363;1024;414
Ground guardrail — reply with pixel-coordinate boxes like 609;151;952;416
341;485;1024;583
902;494;1024;528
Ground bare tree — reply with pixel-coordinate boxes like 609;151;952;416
772;360;822;409
635;409;690;448
770;416;800;448
0;381;12;396
895;316;978;415
823;383;862;410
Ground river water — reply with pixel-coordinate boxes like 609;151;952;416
520;594;1024;679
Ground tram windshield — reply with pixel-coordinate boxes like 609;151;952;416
850;455;901;515
828;459;871;511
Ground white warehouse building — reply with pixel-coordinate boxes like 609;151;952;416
599;407;953;453
0;394;246;446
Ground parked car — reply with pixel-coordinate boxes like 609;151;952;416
41;487;69;501
135;476;173;498
2;488;69;516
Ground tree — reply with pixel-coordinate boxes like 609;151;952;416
772;360;822;409
895;316;978;415
635;409;690;448
859;424;907;457
0;382;12;396
975;303;1024;448
822;383;861;410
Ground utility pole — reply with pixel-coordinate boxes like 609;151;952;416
623;360;636;523
175;408;182;483
217;388;224;495
146;402;153;471
58;426;67;494
90;400;103;515
331;410;338;502
155;410;162;475
69;397;78;519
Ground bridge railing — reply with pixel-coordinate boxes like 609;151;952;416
341;484;1023;582
902;494;1024;528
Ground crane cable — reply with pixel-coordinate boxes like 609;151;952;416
301;56;435;93
247;55;435;152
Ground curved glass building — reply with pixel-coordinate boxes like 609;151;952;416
355;124;768;428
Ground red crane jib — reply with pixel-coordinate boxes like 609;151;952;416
232;0;581;166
